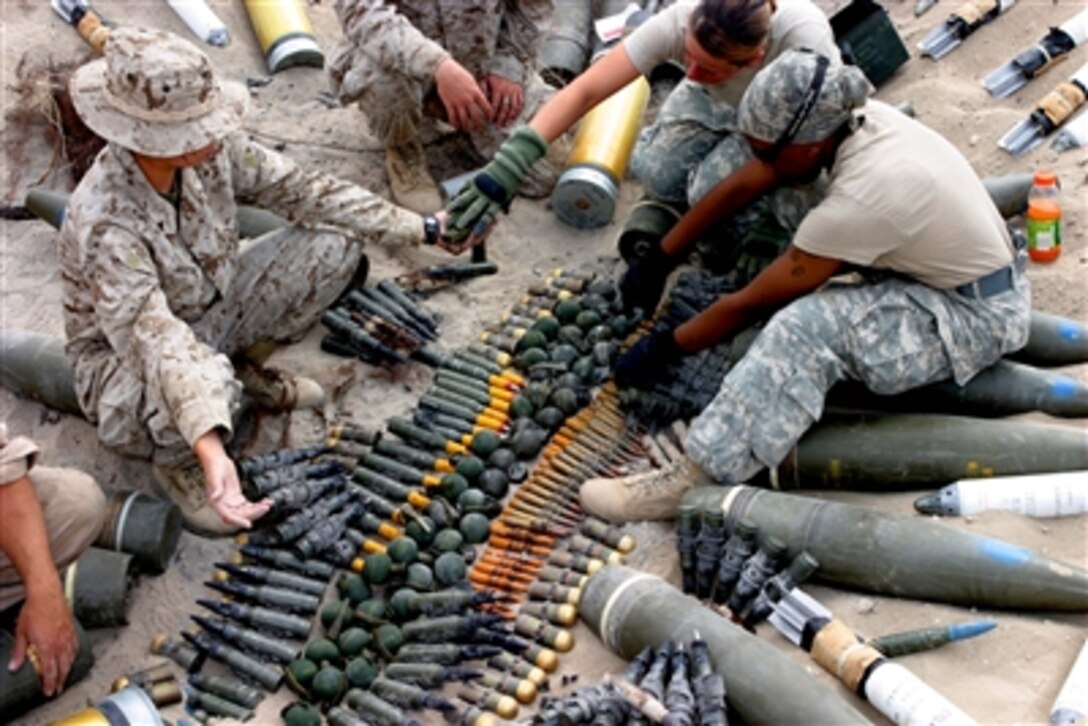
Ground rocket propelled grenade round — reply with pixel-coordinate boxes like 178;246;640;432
868;619;997;658
683;485;1088;611
914;471;1088;518
767;414;1088;491
768;587;979;725
581;565;871;725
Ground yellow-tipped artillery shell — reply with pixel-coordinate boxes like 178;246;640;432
515;679;538;704
524;666;548;687
615;534;636;554
494;695;519;719
553;604;578;627
470;714;500;726
533;648;559;672
551;629;575;653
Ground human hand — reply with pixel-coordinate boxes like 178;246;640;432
435;58;492;131
619;244;676;316
444;126;548;243
195;431;271;529
613;327;686;389
482;74;525;127
8;587;78;696
432;210;495;255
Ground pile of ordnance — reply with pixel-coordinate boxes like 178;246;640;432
132;269;666;724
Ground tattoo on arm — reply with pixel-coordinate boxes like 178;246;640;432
789;248;806;277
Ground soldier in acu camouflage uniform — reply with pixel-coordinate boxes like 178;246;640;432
59;27;453;535
581;49;1031;523
329;0;561;214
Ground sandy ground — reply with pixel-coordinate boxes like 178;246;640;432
0;0;1086;724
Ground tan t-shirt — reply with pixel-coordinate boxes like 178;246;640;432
793;101;1014;289
623;0;839;107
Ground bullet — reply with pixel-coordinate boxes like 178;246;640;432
237;545;334;581
914;471;1088;518
205;579;320;615
362;452;442;489
476;669;538;704
353;467;430;510
344;687;421;726
401;614;503;643
370;675;455;713
389;417;469;456
393;643;501;665
215;562;327;596
580;516;636;553
515;614;574;652
770;587;978;725
868;620;996;658
188;673;263;709
191;615;301;663
584;566;868;723
149;634;204;673
1010;312;1088;368
684;485;1088;611
486;651;548;687
185;686;253;721
181;630;282;691
323;308;406;365
766;414;1088;491
1051;637;1088;726
381;662;482;688
830;359;1088;418
457;683;520;719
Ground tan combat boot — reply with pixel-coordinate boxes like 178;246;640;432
385;140;442;213
236;363;326;412
579;457;713;523
153;464;239;536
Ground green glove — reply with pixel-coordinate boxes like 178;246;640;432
445;126;548;241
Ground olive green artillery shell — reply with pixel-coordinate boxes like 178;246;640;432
684;485;1088;611
537;0;594;86
187;686;254;721
96;490;182;574
61;547;136;629
829;359;1088;419
769;413;1088;490
980;173;1033;218
0;329;82;415
188;673;264;709
0;619;95;722
581;565;869;725
1008;311;1088;368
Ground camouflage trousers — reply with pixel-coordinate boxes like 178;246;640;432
94;228;363;468
630;79;824;240
346;67;563;196
684;271;1032;483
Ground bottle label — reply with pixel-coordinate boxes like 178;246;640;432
1027;218;1060;252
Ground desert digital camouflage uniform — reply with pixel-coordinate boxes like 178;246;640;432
0;423;106;610
58;132;423;467
329;0;556;166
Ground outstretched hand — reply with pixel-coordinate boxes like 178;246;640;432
195;431;271;529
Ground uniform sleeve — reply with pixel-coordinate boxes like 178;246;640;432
85;224;235;448
0;423;40;485
622;4;685;77
333;0;451;84
226;135;425;247
489;0;554;82
779;8;840;62
793;193;901;266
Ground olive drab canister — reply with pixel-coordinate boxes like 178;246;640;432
61;547;137;629
243;0;324;73
96;490;183;573
0;622;95;722
1026;170;1062;262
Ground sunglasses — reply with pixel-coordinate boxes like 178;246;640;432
750;53;830;164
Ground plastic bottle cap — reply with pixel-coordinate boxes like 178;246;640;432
1033;171;1058;186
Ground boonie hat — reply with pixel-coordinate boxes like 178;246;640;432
70;26;248;157
738;48;872;146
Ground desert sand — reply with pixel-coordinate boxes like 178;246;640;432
0;0;1085;724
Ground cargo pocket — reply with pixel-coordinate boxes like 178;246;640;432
750;373;826;470
847;293;952;395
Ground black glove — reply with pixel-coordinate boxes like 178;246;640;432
614;327;686;390
619;243;677;316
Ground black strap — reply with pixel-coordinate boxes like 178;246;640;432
765;53;831;159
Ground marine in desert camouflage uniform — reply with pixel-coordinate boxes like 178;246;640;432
581;50;1031;523
329;0;561;212
59;27;444;534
